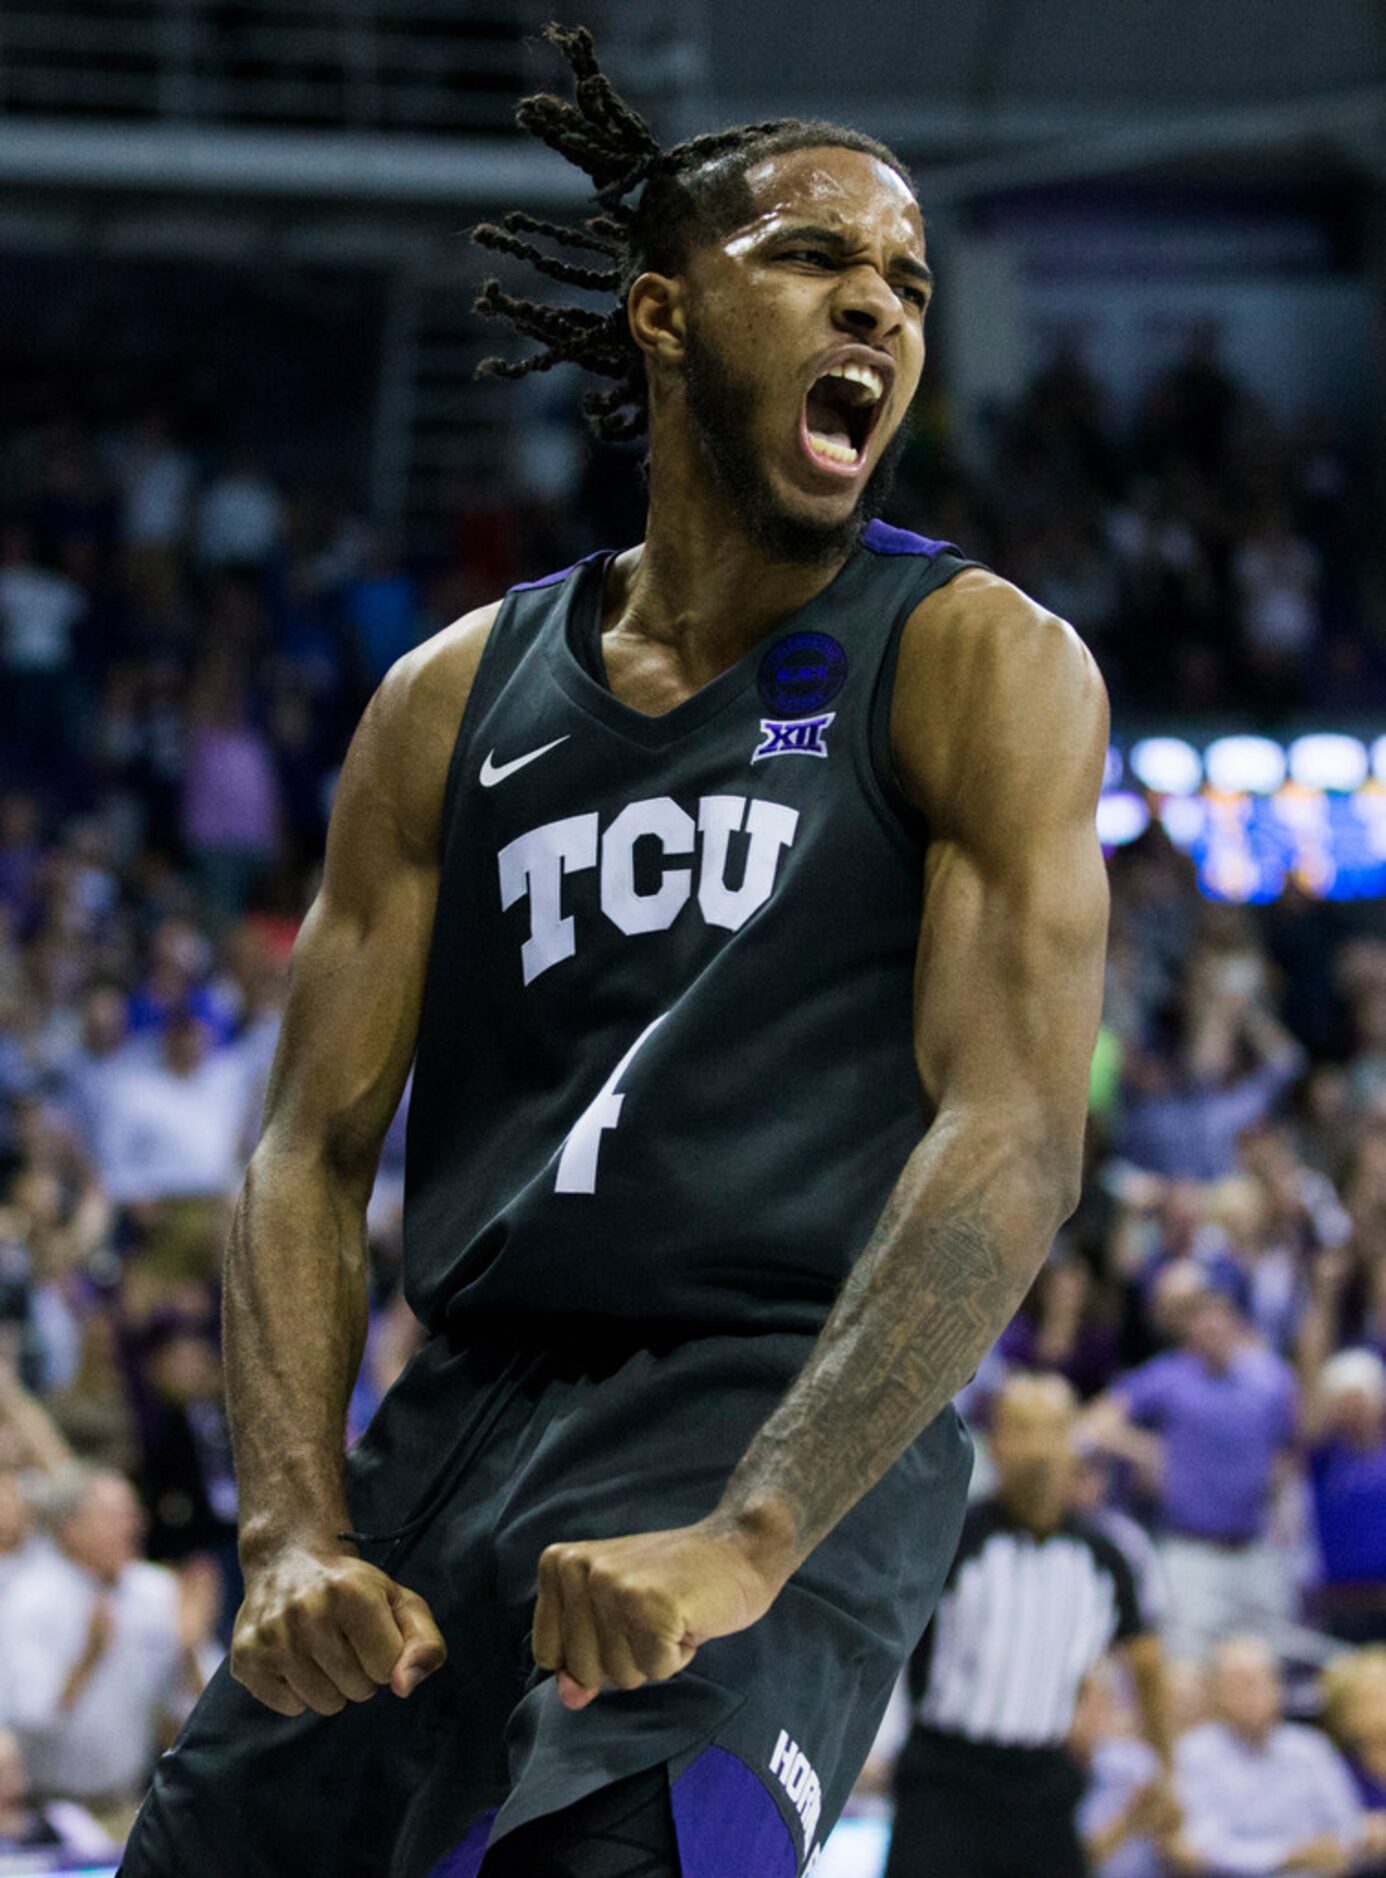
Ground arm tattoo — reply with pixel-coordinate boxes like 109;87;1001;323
715;1157;1039;1569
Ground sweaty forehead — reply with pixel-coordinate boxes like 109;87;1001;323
731;144;923;254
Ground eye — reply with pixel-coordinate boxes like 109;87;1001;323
782;248;837;269
899;284;929;310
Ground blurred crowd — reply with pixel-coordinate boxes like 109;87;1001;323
0;334;1380;1871
909;320;1368;718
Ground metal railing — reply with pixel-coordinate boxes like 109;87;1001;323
0;1;679;137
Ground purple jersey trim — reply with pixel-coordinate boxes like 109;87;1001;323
671;1745;799;1878
862;518;957;558
508;548;610;592
511;526;957;589
425;1806;497;1877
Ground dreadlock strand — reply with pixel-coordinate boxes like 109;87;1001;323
594;148;666;212
513;91;627;191
585;212;633;245
582;379;641;433
474;279;631;380
475;349;561;381
670;120;787;169
501;210;617;257
471;222;619;293
544;21;659;157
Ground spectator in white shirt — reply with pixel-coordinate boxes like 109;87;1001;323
118;414;193;554
1173;1636;1362;1875
0;1465;205;1824
0;522;88;769
0;1724;120;1863
57;978;150;1155
114;412;194;627
194;455;285;570
90;1009;254;1209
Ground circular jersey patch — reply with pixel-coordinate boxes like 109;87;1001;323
757;631;848;716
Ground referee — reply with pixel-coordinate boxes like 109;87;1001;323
885;1374;1173;1878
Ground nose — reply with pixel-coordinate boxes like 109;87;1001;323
832;266;903;340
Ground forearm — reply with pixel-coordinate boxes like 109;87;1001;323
58;1646;103;1711
224;1138;370;1566
711;1112;1072;1577
1085;1809;1136;1864
0;1372;74;1477
1130;1644;1176;1772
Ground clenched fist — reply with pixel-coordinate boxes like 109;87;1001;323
231;1542;446;1717
532;1517;783;1711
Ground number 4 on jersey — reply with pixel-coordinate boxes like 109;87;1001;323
554;1011;670;1194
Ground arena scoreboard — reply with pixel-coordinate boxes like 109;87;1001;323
1098;733;1386;903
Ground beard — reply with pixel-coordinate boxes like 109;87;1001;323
680;324;913;567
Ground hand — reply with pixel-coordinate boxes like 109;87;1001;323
532;1517;782;1711
1128;1777;1182;1842
1362;1811;1386;1860
1310;1245;1353;1298
230;1542;446;1718
176;1554;224;1653
1283;1833;1351;1876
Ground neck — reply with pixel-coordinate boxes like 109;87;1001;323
613;434;856;662
1231;1720;1274;1750
62;1546;115;1587
1000;1494;1065;1537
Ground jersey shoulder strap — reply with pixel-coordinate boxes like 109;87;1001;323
859;520;992;841
435;548;609;828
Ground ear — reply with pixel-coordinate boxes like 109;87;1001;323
627;272;686;368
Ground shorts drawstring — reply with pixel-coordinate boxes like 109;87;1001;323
338;1346;551;1572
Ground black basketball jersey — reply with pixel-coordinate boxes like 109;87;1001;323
403;518;986;1340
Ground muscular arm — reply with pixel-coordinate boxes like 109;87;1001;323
226;608;496;1570
712;570;1110;1577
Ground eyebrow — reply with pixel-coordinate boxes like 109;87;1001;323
770;223;934;292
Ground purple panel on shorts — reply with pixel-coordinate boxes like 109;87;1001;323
862;518;957;558
508;548;609;592
670;1745;798;1878
425;1806;497;1878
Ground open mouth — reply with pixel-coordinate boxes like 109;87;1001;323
799;363;886;477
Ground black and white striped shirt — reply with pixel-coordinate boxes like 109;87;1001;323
907;1500;1144;1752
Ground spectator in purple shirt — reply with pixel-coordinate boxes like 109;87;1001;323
180;656;281;927
1304;1350;1386;1644
1083;1282;1299;1660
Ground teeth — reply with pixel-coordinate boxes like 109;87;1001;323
807;432;860;465
824;362;884;404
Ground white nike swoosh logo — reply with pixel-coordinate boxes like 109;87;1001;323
479;735;570;787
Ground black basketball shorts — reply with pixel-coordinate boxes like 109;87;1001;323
118;1322;972;1878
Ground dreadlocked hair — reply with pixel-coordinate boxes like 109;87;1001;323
471;20;916;446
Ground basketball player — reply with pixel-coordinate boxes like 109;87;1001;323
118;24;1109;1878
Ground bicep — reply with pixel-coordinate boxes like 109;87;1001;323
913;821;1108;1150
264;780;437;1185
909;611;1109;1187
259;613;493;1192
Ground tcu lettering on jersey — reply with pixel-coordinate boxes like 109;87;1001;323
497;792;799;985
